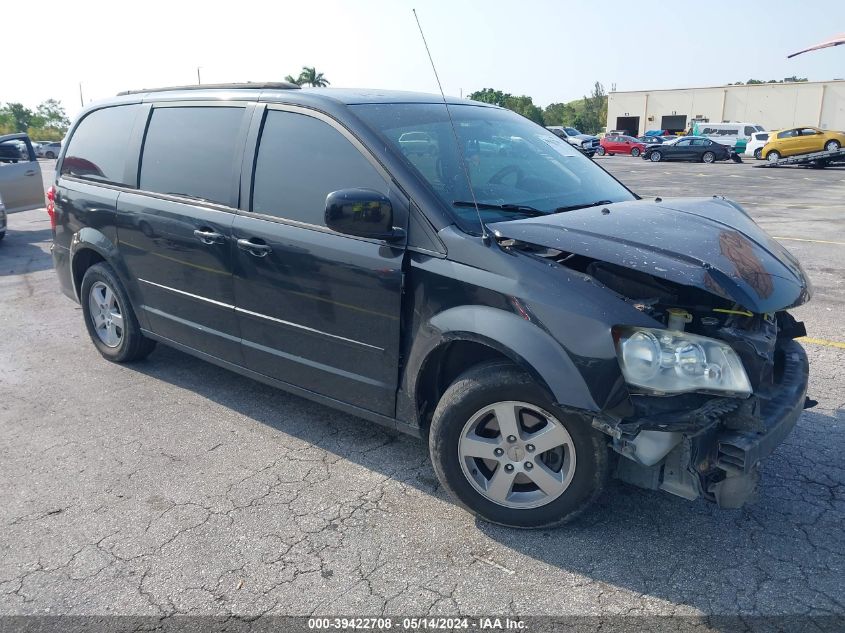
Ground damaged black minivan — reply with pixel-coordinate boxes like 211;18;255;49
51;84;811;527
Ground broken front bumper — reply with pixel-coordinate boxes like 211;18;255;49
607;339;810;508
716;340;809;474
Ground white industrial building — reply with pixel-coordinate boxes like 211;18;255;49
606;80;845;136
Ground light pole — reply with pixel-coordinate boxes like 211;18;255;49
79;82;84;107
197;66;202;85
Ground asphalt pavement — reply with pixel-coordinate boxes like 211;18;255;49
0;158;842;624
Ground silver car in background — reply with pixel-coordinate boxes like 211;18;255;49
36;141;62;159
0;134;44;214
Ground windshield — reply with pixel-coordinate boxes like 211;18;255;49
564;127;581;136
352;104;634;230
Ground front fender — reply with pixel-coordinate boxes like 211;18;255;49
407;305;601;415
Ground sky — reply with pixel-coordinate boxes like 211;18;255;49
4;0;845;120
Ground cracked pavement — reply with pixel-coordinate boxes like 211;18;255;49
0;159;842;620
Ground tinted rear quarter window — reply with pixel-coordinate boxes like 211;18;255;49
251;110;388;226
61;105;141;184
140;106;245;206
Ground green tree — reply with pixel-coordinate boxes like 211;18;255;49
468;88;544;125
468;88;510;107
2;103;34;133
290;67;330;87
0;100;70;138
574;82;607;135
543;102;576;126
35;99;70;130
502;95;544;125
736;77;808;85
0;108;13;134
284;74;303;86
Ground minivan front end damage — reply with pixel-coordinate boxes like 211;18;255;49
489;197;813;508
595;334;809;508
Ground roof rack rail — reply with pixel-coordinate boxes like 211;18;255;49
117;82;301;96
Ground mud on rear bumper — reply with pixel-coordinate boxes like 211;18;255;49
602;340;810;508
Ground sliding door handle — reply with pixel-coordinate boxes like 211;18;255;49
236;238;272;257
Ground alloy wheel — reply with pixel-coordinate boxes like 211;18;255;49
88;281;124;348
458;401;576;509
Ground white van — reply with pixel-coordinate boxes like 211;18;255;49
698;123;765;148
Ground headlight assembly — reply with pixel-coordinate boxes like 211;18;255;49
614;327;752;396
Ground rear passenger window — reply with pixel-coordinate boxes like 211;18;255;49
252;110;388;226
61;105;140;184
140;106;245;206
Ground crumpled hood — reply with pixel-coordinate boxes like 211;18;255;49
488;197;812;313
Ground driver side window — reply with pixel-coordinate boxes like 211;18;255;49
252;110;389;226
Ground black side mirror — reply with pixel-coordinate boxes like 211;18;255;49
325;188;402;241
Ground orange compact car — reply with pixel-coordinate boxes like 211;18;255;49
762;126;845;161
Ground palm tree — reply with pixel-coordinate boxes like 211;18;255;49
284;75;302;86
296;67;330;88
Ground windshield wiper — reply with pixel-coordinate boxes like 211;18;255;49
452;201;543;216
552;200;613;213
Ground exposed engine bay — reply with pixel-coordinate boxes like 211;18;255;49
506;241;813;509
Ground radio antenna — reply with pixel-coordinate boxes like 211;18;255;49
412;9;488;242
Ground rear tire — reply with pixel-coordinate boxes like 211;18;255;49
80;263;156;363
649;151;662;162
702;151;716;163
596;147;606;156
753;148;762;160
46;151;56;159
630;147;641;157
429;361;609;528
766;150;781;162
825;140;840;152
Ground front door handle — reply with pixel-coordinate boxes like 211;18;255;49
193;228;225;245
236;238;272;257
25;170;36;176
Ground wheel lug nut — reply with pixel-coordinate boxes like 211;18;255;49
525;462;533;470
504;464;514;472
507;435;517;443
494;448;504;457
526;444;535;452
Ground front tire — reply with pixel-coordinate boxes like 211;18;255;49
825;140;840;152
753;148;762;160
46;151;56;159
80;263;156;362
596;147;606;156
649;151;662;162
429;362;609;528
630;147;641;157
766;150;781;162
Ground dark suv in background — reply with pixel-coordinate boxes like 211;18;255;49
50;83;812;528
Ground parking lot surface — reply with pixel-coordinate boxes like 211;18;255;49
0;158;843;620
